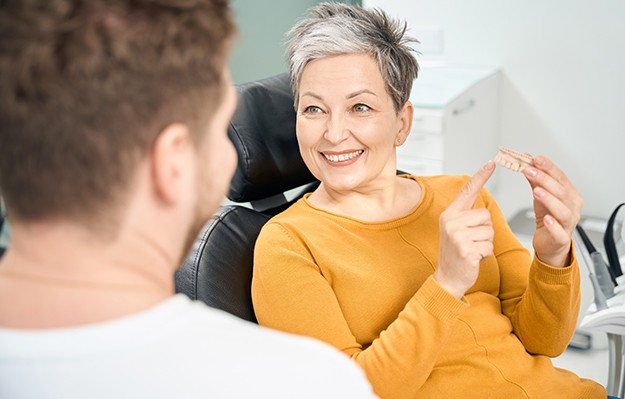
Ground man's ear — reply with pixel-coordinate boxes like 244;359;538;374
395;101;414;147
150;123;193;205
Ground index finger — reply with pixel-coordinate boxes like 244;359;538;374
448;161;496;211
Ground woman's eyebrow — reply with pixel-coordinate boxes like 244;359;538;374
301;91;323;100
301;89;378;101
346;89;377;99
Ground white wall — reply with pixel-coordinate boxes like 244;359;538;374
365;0;625;220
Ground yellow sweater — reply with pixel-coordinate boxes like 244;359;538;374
252;175;605;399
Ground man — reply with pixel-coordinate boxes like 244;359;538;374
0;1;376;397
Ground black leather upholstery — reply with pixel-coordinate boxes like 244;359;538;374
175;73;318;322
0;212;5;259
176;207;269;323
227;73;316;203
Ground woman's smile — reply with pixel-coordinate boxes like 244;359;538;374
320;149;365;166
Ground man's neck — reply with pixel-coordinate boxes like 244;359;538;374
0;220;177;329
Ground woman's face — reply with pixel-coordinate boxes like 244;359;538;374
296;53;411;194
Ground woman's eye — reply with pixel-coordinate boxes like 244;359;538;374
303;105;322;114
353;103;371;113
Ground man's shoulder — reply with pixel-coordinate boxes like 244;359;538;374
185;297;342;358
161;297;378;397
0;296;376;398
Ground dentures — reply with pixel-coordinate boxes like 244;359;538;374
494;146;533;172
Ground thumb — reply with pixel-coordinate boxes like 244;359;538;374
447;161;496;212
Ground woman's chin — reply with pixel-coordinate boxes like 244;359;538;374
320;176;363;193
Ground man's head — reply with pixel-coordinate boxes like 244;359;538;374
0;0;237;236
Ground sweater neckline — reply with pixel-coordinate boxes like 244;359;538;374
300;175;433;230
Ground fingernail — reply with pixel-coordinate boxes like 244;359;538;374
533;156;545;166
544;215;555;225
483;160;494;171
524;167;537;178
534;187;545;198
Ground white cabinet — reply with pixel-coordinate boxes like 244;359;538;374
396;63;500;192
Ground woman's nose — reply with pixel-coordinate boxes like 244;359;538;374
324;113;350;144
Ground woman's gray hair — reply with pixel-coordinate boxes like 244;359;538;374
286;2;419;113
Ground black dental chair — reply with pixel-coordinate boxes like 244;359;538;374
175;73;318;323
0;215;5;259
0;199;6;259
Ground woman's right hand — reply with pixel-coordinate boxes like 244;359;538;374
433;161;497;299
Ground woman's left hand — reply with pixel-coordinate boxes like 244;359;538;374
524;155;584;268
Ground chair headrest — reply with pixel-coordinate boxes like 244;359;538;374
227;73;317;203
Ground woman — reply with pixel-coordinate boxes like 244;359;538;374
251;3;605;398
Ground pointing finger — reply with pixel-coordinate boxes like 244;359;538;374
448;161;496;212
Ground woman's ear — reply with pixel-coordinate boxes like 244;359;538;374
395;101;414;147
150;123;193;205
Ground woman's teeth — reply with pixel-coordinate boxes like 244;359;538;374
323;150;364;162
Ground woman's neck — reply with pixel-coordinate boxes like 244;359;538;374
308;175;422;222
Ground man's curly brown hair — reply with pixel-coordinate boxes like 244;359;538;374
0;0;236;230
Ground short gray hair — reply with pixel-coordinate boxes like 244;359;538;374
286;2;419;113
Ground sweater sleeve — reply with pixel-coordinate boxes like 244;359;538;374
252;222;468;399
484;191;581;357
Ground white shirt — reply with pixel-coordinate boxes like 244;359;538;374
0;294;377;398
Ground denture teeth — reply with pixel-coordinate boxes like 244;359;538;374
494;146;533;172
